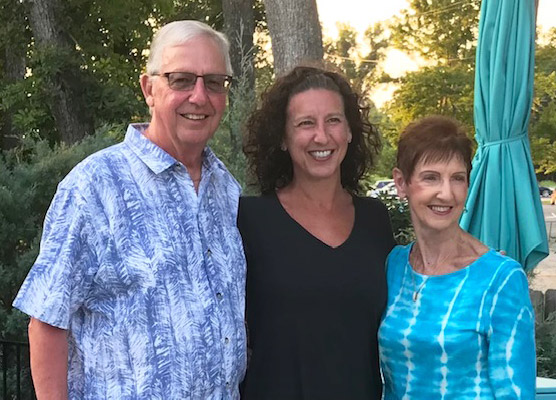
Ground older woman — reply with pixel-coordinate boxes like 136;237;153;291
378;116;536;399
239;66;395;399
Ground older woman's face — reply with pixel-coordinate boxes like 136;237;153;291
283;88;352;184
394;157;468;235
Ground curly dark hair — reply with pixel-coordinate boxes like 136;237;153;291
243;65;381;195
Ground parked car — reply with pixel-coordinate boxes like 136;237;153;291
369;179;397;198
540;185;553;198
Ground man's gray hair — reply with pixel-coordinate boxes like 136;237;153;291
146;20;233;76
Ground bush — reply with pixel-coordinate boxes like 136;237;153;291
0;125;120;339
536;313;556;378
380;194;414;245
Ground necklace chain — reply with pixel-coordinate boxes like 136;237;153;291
410;242;437;302
411;271;428;302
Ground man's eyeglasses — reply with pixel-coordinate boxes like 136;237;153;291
152;72;232;94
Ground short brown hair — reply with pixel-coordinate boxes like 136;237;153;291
244;65;380;194
396;115;473;181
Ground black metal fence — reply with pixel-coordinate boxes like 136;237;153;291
0;341;35;400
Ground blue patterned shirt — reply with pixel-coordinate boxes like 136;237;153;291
13;124;247;399
379;244;535;399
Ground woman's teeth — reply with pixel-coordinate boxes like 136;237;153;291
310;150;332;159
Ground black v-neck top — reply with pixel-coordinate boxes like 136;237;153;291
238;194;395;400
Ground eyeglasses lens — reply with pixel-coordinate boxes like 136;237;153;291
167;73;231;93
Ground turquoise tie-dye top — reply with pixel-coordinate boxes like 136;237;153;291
379;244;535;399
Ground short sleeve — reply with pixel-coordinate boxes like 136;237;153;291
12;185;100;329
487;262;536;399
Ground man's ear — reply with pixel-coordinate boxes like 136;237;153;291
392;167;408;199
140;74;155;108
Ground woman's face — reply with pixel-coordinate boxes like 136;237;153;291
283;88;352;184
393;156;469;235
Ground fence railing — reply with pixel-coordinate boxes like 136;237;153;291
546;221;556;241
0;340;35;400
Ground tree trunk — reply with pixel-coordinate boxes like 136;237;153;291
0;0;27;149
27;0;93;144
222;0;256;158
263;0;324;77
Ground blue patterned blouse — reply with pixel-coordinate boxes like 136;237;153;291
13;124;247;399
379;244;535;399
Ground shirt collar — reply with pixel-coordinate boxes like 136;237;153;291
124;123;230;181
124;123;177;174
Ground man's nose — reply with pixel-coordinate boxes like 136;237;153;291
188;77;209;105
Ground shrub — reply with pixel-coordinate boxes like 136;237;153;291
0;125;120;339
380;194;414;245
536;312;556;378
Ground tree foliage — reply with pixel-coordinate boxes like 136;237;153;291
0;0;231;145
531;29;556;177
386;64;475;139
0;125;120;339
390;0;480;63
386;0;479;144
324;22;389;96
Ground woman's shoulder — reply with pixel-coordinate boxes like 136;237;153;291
387;243;412;266
474;250;528;288
354;195;388;209
354;196;390;218
476;249;523;272
239;193;280;222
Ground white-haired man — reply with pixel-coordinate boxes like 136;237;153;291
13;20;246;399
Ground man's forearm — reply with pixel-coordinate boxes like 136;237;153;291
28;318;69;400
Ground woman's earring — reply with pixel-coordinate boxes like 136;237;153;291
280;144;287;151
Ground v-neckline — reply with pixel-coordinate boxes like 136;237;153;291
272;192;357;250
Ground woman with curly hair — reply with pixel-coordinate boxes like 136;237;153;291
238;66;395;399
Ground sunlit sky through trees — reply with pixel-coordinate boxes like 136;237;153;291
316;0;556;107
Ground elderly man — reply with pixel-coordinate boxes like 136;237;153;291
13;20;246;399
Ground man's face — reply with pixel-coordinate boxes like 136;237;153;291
142;36;228;152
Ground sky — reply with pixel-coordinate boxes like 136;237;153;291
315;0;556;107
316;0;556;35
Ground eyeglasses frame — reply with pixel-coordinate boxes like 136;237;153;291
151;72;233;94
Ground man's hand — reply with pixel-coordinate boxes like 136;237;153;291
28;318;69;400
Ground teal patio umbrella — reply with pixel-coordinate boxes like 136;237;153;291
460;0;548;271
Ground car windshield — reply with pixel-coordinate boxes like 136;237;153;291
376;180;393;189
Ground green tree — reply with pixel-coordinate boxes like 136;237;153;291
0;0;229;144
386;0;479;139
391;0;480;63
323;22;389;96
0;126;120;339
386;64;475;138
530;29;556;177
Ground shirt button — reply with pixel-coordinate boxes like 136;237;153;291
216;292;223;300
224;337;230;344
